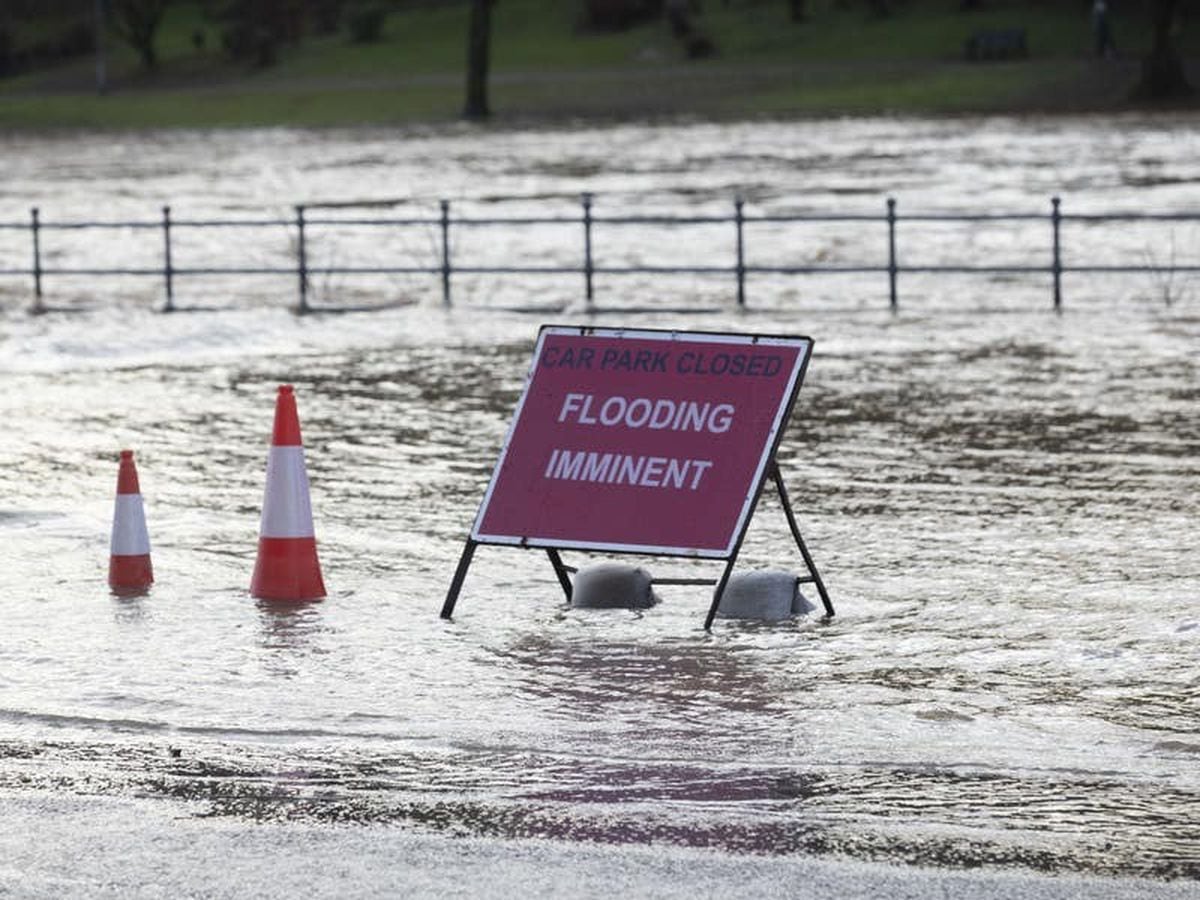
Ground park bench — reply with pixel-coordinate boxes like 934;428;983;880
964;27;1028;62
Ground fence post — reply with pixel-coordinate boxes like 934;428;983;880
440;199;452;307
30;207;43;314
734;196;746;307
161;205;175;312
1051;195;1062;312
582;192;594;309
887;197;898;312
295;204;309;314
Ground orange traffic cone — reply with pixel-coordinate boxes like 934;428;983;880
109;449;153;594
250;385;326;601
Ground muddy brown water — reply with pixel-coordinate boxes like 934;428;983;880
0;117;1197;890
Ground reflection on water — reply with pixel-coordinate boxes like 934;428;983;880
0;118;1198;881
257;599;324;647
111;594;151;626
497;633;781;718
257;599;327;677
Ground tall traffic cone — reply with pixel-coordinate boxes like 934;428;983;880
250;385;326;601
109;449;153;594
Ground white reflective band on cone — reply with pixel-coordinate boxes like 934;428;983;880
110;494;151;556
259;446;316;539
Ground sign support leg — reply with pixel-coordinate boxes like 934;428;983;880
703;555;740;631
546;548;573;601
441;539;477;619
770;462;834;617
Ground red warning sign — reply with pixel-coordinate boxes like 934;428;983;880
472;327;813;557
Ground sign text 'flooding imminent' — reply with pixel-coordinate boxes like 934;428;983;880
472;327;813;557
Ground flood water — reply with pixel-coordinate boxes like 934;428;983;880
1;116;1198;896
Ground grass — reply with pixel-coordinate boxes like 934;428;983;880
741;62;1050;116
0;0;1195;129
0;85;457;129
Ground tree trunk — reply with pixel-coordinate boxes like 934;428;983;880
1135;0;1192;100
111;0;168;72
463;0;493;121
788;0;807;23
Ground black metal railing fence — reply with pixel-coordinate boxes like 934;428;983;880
2;194;1198;314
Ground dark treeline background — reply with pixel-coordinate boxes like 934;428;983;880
1;1;1194;111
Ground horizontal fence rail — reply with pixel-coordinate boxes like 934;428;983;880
2;196;1199;314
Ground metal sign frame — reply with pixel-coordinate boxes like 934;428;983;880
440;325;833;629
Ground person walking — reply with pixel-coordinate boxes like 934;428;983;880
1092;0;1117;59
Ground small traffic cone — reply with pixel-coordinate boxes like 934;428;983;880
109;449;153;595
250;385;326;601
